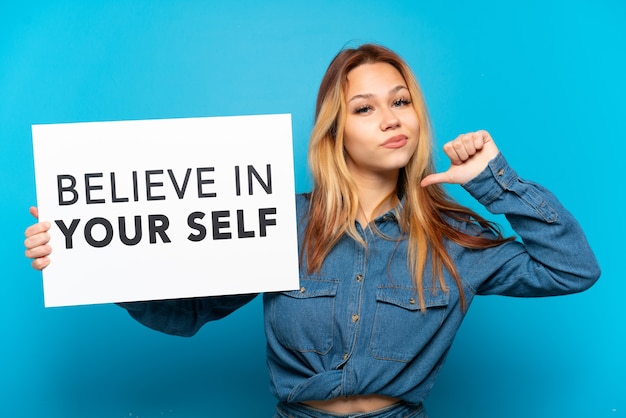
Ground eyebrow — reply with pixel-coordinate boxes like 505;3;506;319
347;85;408;103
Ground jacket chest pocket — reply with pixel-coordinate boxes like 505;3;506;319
269;278;339;355
370;286;449;363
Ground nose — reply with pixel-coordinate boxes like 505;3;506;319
380;107;400;131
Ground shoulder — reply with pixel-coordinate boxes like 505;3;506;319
295;193;310;206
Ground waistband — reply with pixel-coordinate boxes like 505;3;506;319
274;401;426;418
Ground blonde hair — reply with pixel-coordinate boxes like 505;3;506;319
303;44;511;311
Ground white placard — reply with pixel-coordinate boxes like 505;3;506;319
32;114;299;307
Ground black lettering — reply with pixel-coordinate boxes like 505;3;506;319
259;207;277;237
148;214;171;243
85;173;105;204
55;219;80;249
197;167;216;198
146;170;165;201
111;172;129;203
119;215;142;245
84;217;114;248
187;211;207;242
234;166;241;196
237;209;255;238
168;168;192;199
132;171;139;202
212;210;231;239
57;175;78;206
248;164;272;195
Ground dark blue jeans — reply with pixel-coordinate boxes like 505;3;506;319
274;401;427;418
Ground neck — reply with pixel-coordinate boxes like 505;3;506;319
353;171;399;227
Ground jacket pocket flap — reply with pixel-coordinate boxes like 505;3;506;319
376;286;449;310
282;278;339;299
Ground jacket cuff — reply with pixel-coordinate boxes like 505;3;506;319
462;152;519;206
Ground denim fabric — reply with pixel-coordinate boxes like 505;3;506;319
274;401;426;418
120;153;600;406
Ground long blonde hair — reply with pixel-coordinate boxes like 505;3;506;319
303;44;511;311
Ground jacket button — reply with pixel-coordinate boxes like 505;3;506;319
299;287;306;293
352;314;360;322
356;274;363;282
409;298;416;304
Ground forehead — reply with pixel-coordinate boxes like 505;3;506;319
345;62;406;94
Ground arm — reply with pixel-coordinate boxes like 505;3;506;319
422;131;600;295
24;207;257;335
461;152;600;295
118;294;258;337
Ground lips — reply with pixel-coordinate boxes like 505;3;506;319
381;135;408;149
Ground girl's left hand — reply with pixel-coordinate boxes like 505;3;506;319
420;130;499;187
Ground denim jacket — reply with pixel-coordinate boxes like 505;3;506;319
120;153;600;406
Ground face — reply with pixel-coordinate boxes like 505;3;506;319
342;62;419;181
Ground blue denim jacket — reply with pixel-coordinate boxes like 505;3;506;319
120;153;600;406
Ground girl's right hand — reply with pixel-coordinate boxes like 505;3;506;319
24;206;52;270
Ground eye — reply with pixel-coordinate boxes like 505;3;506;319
354;104;373;114
392;97;411;107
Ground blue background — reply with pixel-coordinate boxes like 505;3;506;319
1;1;624;417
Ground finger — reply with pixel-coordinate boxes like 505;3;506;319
466;132;483;154
24;221;51;239
474;130;493;149
25;244;52;260
449;131;493;162
29;206;39;219
24;231;51;250
420;172;452;187
452;136;470;162
31;256;51;271
443;142;463;165
472;132;485;150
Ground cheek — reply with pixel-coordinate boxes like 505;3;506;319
342;119;359;143
342;123;364;152
409;114;420;134
342;137;359;163
342;133;370;167
410;138;419;156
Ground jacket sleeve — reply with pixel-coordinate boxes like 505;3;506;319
460;152;600;296
117;293;258;337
